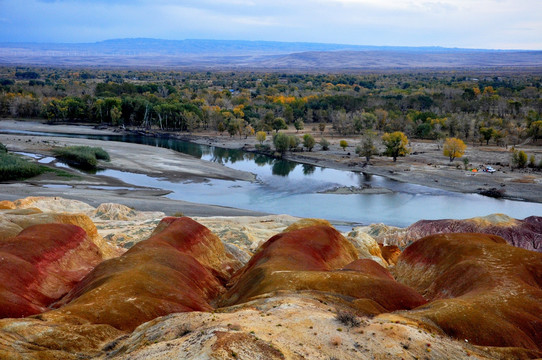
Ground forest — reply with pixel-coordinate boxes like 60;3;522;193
1;66;541;147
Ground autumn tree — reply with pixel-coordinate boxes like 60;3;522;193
302;133;315;151
443;137;467;162
243;124;255;139
339;140;348;151
382;131;410;162
256;131;266;145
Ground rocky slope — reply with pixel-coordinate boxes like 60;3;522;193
0;196;541;359
361;213;542;252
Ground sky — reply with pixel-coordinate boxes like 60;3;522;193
1;0;541;49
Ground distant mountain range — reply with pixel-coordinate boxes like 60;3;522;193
1;38;541;70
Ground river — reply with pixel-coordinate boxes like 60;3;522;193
3;129;542;227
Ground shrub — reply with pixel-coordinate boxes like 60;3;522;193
52;146;110;169
339;140;348;151
303;133;315;151
319;138;330;151
511;149;527;168
0;142;7;153
335;311;361;328
528;155;536;168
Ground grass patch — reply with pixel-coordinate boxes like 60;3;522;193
0;152;46;181
52;146;110;170
0;152;77;181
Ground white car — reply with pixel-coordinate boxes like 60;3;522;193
484;166;496;173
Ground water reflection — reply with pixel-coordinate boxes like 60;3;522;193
303;164;316;175
272;160;298;177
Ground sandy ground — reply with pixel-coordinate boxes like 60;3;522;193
1;120;542;218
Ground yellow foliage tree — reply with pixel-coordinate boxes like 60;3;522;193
256;131;266;145
382;131;410;162
443;137;467;162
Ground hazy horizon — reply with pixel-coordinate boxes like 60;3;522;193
1;0;541;51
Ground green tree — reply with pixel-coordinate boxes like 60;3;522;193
480;127;496;145
382;131;410;162
294;119;304;132
339;140;348;151
529;155;536;168
355;131;377;162
273;117;288;133
288;135;300;151
302;133;315;151
283;105;294;124
443;137;467;162
529;120;542;142
273;132;289;156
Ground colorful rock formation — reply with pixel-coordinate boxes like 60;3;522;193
221;224;426;314
0;209;122;258
402;214;542;251
50;217;239;332
0;224;103;318
394;232;542;356
0;197;541;359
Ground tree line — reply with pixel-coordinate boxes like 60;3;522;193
1;67;541;146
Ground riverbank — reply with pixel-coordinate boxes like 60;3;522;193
176;127;542;203
1;119;542;211
0;120;266;217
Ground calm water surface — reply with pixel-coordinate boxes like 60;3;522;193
3;129;542;227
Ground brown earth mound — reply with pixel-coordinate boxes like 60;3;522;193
221;225;426;313
394;232;542;355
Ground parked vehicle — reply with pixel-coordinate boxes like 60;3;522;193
483;166;496;173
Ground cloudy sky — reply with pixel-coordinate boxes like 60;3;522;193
1;0;541;49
